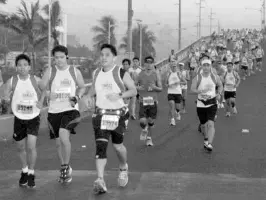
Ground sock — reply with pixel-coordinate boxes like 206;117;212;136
22;166;28;173
28;169;34;175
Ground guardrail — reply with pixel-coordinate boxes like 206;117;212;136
155;36;212;76
0;36;212;140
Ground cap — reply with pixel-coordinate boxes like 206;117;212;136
179;62;184;66
201;59;212;65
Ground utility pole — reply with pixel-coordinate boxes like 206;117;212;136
178;0;181;50
196;0;204;38
136;19;143;66
262;0;265;29
218;20;220;34
209;8;215;34
127;0;133;56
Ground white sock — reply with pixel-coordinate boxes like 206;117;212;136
22;166;28;173
28;169;34;175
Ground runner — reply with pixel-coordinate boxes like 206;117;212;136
136;56;162;146
86;44;137;194
223;61;241;117
4;54;45;188
129;57;142;119
190;59;223;152
165;63;186;126
179;62;190;114
40;45;86;183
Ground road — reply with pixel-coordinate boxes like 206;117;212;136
1;41;266;199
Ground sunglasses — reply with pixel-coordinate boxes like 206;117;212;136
145;59;154;64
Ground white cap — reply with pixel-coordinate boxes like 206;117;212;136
201;59;212;65
179;62;184;66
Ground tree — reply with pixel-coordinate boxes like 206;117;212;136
1;0;47;70
120;24;156;61
91;15;117;51
0;0;7;4
42;1;62;47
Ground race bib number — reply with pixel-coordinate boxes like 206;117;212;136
55;88;71;101
100;115;120;130
16;100;34;114
143;96;154;106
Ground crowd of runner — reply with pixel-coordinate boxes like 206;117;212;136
2;28;264;194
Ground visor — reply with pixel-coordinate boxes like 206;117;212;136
201;59;212;65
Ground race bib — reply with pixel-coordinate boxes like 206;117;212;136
16;100;34;114
55;88;71;101
143;96;154;106
100;115;120;130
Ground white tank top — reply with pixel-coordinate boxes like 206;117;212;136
167;72;182;94
11;75;40;120
49;66;78;113
197;74;216;108
180;70;188;90
224;72;236;92
95;66;126;109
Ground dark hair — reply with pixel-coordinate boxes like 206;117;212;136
52;45;68;56
144;56;154;63
133;57;139;61
122;58;131;65
199;53;210;62
100;44;117;56
15;54;31;66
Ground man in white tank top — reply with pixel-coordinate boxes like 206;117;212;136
4;54;45;188
40;45;86;184
190;59;223;152
85;44;136;194
165;63;186;126
222;61;240;117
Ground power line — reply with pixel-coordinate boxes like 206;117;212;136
209;8;215;34
196;0;204;38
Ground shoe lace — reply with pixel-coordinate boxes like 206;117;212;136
119;169;128;180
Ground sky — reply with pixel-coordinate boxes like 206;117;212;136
0;0;263;57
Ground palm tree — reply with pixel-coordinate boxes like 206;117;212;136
91;15;117;51
120;24;156;61
42;1;62;47
1;0;47;70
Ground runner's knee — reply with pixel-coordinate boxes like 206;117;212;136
139;118;147;129
95;140;108;159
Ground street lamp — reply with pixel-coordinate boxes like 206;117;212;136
108;21;117;44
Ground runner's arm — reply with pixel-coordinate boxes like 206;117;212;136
35;76;47;105
122;71;137;98
235;73;241;88
215;74;223;95
39;67;51;91
190;76;201;95
153;71;162;92
75;68;86;98
3;78;12;100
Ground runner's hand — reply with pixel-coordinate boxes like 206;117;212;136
36;101;43;109
106;93;121;102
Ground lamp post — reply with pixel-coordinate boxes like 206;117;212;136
108;21;118;44
48;0;52;68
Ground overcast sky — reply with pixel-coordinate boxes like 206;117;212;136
1;0;263;46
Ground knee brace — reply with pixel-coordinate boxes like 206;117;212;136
140;121;147;129
95;140;108;159
148;122;154;127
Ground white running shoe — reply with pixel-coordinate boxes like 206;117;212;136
118;164;129;187
176;112;181;121
146;137;154;146
140;128;148;141
93;178;107;194
170;118;176;126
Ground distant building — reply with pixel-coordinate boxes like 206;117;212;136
67;35;80;47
